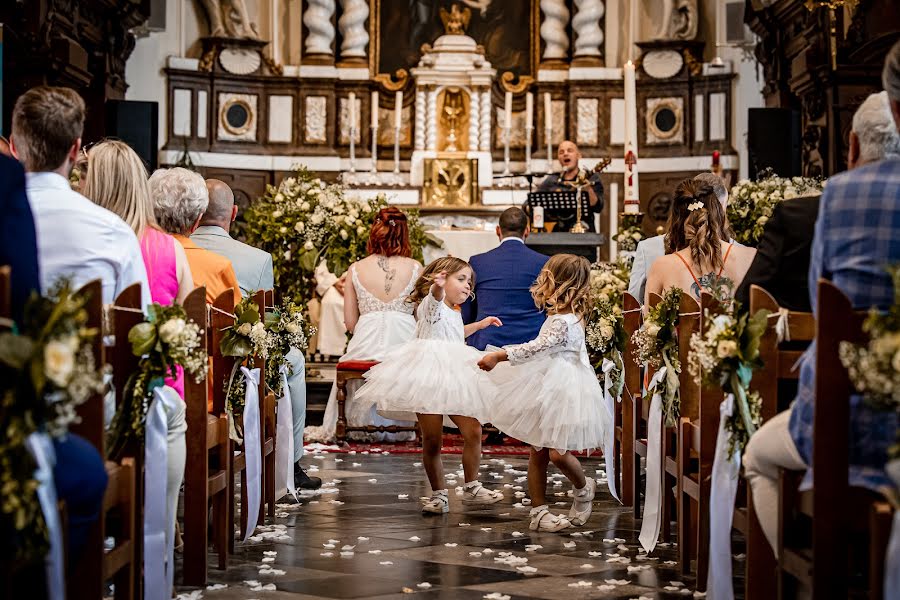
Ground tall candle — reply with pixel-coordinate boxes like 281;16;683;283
348;92;357;131
544;92;552;132
623;60;640;213
394;91;403;130
609;181;619;261
525;92;533;128
504;91;512;129
371;91;379;129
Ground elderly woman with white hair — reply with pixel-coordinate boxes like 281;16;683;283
149;167;242;307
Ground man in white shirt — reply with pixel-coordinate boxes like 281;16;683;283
11;86;151;308
627;172;730;302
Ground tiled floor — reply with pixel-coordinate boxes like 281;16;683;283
174;451;736;599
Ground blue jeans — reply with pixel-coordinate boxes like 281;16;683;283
53;434;107;553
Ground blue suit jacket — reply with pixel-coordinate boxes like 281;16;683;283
462;239;549;350
0;155;41;323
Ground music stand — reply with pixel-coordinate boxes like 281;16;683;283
525;190;593;232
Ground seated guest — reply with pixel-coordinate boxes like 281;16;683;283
148;167;241;308
536;140;604;232
192;179;319;489
313;260;349;357
735;91;900;312
9;85;125;554
0;154;41;323
81;139;192;554
645;178;756;302
628;172;729;302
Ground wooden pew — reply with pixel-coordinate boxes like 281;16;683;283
617;292;641;507
631;294;658;519
737;285;814;599
182;286;231;585
777;280;893;599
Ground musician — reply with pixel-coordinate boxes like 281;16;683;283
536;140;605;231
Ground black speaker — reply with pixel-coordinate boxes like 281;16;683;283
104;100;159;172
747;108;801;179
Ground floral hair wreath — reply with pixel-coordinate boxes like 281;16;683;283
687;201;705;212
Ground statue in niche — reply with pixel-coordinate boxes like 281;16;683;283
655;0;698;41
198;0;260;39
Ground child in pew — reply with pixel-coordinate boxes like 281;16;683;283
478;254;610;532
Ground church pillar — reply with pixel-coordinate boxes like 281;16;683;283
572;0;604;66
426;87;438;151
303;0;336;64
540;0;570;67
468;90;480;151
337;0;369;65
415;88;426;151
479;89;492;152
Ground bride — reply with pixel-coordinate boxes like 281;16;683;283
305;207;422;442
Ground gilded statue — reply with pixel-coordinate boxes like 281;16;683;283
440;88;467;152
440;4;471;35
198;0;260;39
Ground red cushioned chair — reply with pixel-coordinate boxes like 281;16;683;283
335;360;420;444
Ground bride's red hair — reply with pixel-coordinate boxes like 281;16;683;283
367;206;411;257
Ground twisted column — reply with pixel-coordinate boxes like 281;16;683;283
304;0;336;59
426;88;438;151
540;0;569;61
479;89;491;151
338;0;369;61
573;0;604;60
468;90;480;151
415;88;426;151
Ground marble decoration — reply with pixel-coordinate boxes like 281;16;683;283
376;107;412;146
338;0;369;59
268;95;294;143
494;108;528;148
219;47;261;75
709;92;727;141
426;89;437;151
540;0;570;60
468;91;480;150
304;0;336;57
415;89;426;150
173;88;192;137
572;0;604;58
576;98;599;145
197;90;208;138
305;96;328;143
694;94;704;142
645;97;684;145
218;92;258;142
338;96;362;144
542;99;566;146
479;90;492;152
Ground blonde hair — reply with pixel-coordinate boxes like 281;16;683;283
82;140;156;238
407;256;473;304
531;254;591;317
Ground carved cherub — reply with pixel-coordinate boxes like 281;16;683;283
440;4;472;35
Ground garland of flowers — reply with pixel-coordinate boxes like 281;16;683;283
220;296;274;416
264;301;315;396
688;303;769;457
585;259;632;396
632;287;683;426
106;304;208;460
726;170;824;247
242;167;428;314
614;213;645;253
839;266;900;460
0;281;105;562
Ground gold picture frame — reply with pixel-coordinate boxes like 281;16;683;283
221;97;254;136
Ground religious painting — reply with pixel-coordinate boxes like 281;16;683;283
371;0;537;83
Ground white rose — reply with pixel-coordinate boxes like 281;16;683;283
304;240;315;250
357;226;366;236
294;221;305;233
280;226;287;234
285;322;300;334
284;250;291;260
45;339;76;387
300;202;310;211
757;216;768;226
349;210;359;219
283;178;296;188
645;323;661;338
252;322;266;336
272;210;283;218
275;193;285;202
600;324;614;340
346;215;356;225
717;340;738;359
340;229;349;240
237;323;252;336
311;213;324;225
632;232;641;240
783;189;797;200
159;318;186;344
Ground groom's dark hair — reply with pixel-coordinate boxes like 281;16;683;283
499;207;528;238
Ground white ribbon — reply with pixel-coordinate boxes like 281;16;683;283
25;433;64;600
274;365;298;502
639;367;667;553
774;308;791;343
706;393;742;599
601;358;620;503
144;385;180;600
241;367;262;542
884;460;900;600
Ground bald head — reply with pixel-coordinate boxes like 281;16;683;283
557;140;582;174
201;179;237;230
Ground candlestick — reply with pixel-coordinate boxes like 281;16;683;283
544;92;553;172
609;181;619;261
393;125;401;176
348;93;357;173
525;127;533;173
525;92;533;128
503;126;511;176
504;91;512;130
394;91;403;130
371;91;379;129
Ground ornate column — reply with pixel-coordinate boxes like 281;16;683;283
572;0;604;66
415;88;426;151
479;89;491;151
540;0;570;65
426;87;438;151
468;90;480;151
303;0;336;63
337;0;369;64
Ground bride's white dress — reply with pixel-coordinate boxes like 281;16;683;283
304;263;420;442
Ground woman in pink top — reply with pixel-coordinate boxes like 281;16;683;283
82;140;194;395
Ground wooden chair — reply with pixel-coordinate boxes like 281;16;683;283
736;285;814;599
257;289;277;521
182;286;231;585
675;292;719;588
335;360;421;444
68;280;137;600
616;292;641;507
777;280;893;599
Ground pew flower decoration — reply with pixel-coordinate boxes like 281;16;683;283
632;287;683;425
586;260;632;396
688;303;769;457
220;296;274;416
726;171;824;247
589;259;631;308
106;303;207;459
264;301;315;396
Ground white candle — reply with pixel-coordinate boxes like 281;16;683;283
525;92;533;129
623;60;640;212
504;91;512;129
371;91;379;129
394;91;403;130
544;92;552;132
609;181;619;260
348;92;357;131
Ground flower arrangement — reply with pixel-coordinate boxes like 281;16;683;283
0;281;105;562
632;287;683;425
688;303;769;457
106;304;207;460
220;296;273;416
585;259;632;396
589;259;631;308
243;167;428;313
726;171;824;246
264;301;315;396
839;266;900;458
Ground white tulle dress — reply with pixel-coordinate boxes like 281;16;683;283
304;264;420;443
487;313;610;452
355;290;491;424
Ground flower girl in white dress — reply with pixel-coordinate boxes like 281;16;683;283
478;254;610;531
355;257;505;514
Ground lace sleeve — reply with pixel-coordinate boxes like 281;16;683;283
503;317;569;365
417;290;444;325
